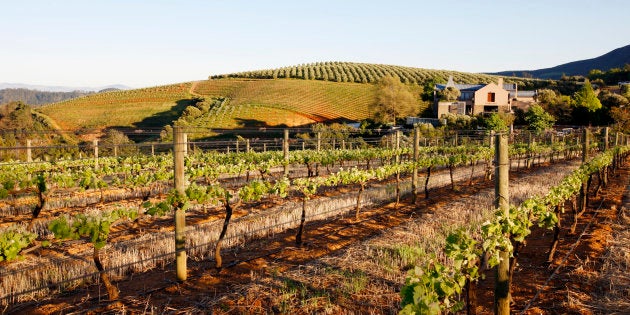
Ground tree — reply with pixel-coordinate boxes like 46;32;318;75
610;107;630;133
573;79;602;112
479;112;514;132
371;75;418;125
100;129;138;156
438;87;461;101
525;105;555;134
534;89;558;105
599;91;629;108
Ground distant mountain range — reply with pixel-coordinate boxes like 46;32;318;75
0;83;132;93
492;44;630;79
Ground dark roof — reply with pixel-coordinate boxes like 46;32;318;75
436;82;519;92
514;90;537;97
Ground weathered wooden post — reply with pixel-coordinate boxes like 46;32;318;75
615;132;620;147
582;128;589;163
495;132;510;315
182;132;188;156
395;130;401;206
26;139;32;162
412;126;420;203
93;139;99;169
283;129;289;177
316;132;321;152
246;139;251;153
579;128;589;214
151;143;155;156
173;126;187;282
113;145;118;158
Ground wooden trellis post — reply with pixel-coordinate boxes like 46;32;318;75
412;126;420;203
283;129;289;177
26;139;32;162
173;126;187;282
494;133;510;315
93;139;99;169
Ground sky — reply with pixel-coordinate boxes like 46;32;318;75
1;0;629;88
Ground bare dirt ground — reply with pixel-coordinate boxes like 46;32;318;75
4;160;629;314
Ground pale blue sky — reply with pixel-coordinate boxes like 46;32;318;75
1;0;628;88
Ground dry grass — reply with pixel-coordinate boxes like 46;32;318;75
565;206;630;314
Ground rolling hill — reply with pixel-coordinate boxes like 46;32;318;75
0;88;94;106
35;62;547;138
493;44;630;79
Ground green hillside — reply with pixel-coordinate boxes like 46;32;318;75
35;62;548;138
211;61;547;89
37;83;193;130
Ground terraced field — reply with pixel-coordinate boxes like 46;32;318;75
192;78;384;124
37;83;193;131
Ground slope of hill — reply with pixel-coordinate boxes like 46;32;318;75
211;61;546;89
493;44;630;79
36;62;548;137
37;83;193;131
191;78;384;128
0;88;94;106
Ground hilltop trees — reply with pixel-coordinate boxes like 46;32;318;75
371;75;418;125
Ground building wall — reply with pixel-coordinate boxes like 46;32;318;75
472;83;510;115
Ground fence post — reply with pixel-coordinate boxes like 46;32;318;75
246;139;251;153
114;145;118;158
263;142;267;152
151;143;155;156
235;139;239;153
582;128;589;163
26;139;32;162
173;126;187;282
342;139;346;150
283;129;289;177
615;132;620;147
317;132;321;152
412;126;420;203
183;133;188;156
495;132;510;315
604;127;609;151
93;139;99;169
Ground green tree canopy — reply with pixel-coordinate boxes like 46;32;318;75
478;112;514;132
525;104;555;133
371;75;418;125
573;79;602;112
438;87;461;101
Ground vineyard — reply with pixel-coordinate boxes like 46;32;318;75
34;62;552;135
0;126;627;313
37;83;193;131
191;79;381;125
209;61;550;89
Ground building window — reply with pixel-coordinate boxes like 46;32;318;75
487;92;496;102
